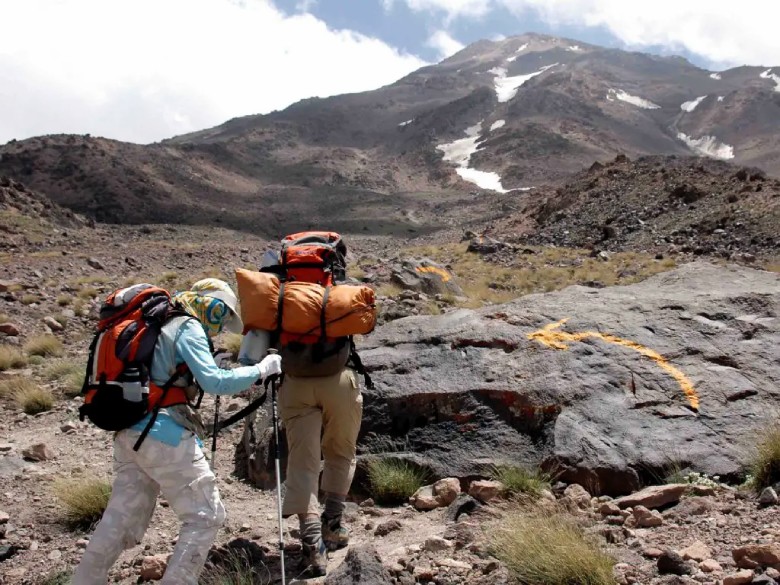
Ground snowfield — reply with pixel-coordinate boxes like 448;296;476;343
681;96;707;112
677;132;734;160
607;89;661;109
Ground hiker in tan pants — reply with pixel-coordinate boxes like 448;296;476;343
239;330;364;578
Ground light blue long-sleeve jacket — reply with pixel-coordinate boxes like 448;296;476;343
130;317;261;446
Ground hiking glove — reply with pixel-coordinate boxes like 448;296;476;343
257;354;282;381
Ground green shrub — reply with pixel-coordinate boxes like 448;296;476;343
24;335;64;357
490;509;616;585
200;552;266;585
366;459;428;505
750;425;780;489
0;345;28;371
38;570;72;585
54;476;111;529
490;464;551;497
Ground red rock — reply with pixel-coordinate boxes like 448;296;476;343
468;480;503;503
681;540;711;562
723;569;754;585
732;543;780;569
613;484;688;509
140;554;169;581
0;323;20;336
433;478;461;506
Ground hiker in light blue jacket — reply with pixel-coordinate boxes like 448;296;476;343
73;279;281;585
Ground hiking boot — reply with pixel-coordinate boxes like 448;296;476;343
300;538;327;578
321;516;349;551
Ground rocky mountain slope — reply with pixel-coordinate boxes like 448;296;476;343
1;34;778;232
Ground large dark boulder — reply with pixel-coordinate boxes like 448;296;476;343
356;262;779;495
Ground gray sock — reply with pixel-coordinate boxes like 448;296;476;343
322;496;346;526
301;517;322;547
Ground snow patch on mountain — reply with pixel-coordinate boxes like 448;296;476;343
567;45;582;52
710;72;722;80
506;43;529;62
760;69;780;92
717;96;725;102
490;64;558;102
677;132;734;160
437;123;508;192
681;96;707;112
398;119;414;127
490;120;506;131
607;89;661;110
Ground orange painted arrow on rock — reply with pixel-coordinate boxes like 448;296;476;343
528;319;699;411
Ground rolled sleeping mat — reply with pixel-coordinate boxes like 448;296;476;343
235;268;377;337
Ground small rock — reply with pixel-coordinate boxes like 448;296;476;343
360;498;375;508
759;487;778;506
751;575;776;585
632;505;663;527
87;257;105;270
433;478;461;506
564;484;592;509
29;541;39;551
732;544;780;569
239;523;251;532
225;402;240;412
76;539;89;549
690;485;717;497
48;549;62;560
324;545;394;584
0;443;13;452
423;537;454;553
0;510;8;524
22;443;54;462
766;568;780;580
140;554;169;581
699;559;722;573
409;485;439;511
0;544;17;561
43;316;64;332
374;519;402;537
722;569;754;585
0;323;20;336
681;541;711;562
468;479;503;503
599;501;622;516
60;422;78;433
642;547;664;558
657;550;693;575
614;484;688;509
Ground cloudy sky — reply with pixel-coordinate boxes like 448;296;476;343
1;0;777;145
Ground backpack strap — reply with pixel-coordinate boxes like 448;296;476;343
212;386;269;433
347;337;374;390
132;365;188;452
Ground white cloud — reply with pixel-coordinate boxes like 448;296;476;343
394;0;780;67
0;0;427;144
427;30;466;59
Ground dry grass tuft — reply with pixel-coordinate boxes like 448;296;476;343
750;425;780;489
43;359;85;397
56;294;72;307
54;476;112;529
490;508;616;585
12;377;55;414
367;459;429;505
220;333;243;359
0;345;28;371
490;464;552;497
24;334;64;358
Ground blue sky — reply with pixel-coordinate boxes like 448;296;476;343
275;0;710;67
0;0;776;144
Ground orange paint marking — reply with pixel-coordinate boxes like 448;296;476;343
528;319;699;411
415;265;452;282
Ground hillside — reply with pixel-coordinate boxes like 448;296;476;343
1;33;778;233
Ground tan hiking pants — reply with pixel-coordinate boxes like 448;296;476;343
279;368;363;516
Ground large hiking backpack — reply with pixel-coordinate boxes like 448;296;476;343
79;284;199;449
261;231;374;386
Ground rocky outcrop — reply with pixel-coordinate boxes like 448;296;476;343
355;262;779;495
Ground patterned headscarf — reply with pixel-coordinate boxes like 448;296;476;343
174;279;241;337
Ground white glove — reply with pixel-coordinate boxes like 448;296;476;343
257;354;282;381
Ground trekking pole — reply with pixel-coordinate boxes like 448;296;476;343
211;395;221;471
267;349;286;585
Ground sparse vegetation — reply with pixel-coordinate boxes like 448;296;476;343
54;476;112;529
220;333;243;359
12;377;55;414
750;424;780;490
73;298;89;317
24;334;64;357
21;294;41;305
77;287;100;300
158;271;180;286
366;459;429;505
43;359;85;397
490;508;617;585
38;570;72;585
376;282;404;298
400;243;678;307
200;552;269;585
0;311;9;323
490;464;551;497
56;294;72;306
0;345;28;371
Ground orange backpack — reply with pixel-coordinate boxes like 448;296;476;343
79;284;198;449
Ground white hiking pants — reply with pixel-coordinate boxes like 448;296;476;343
72;430;226;585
